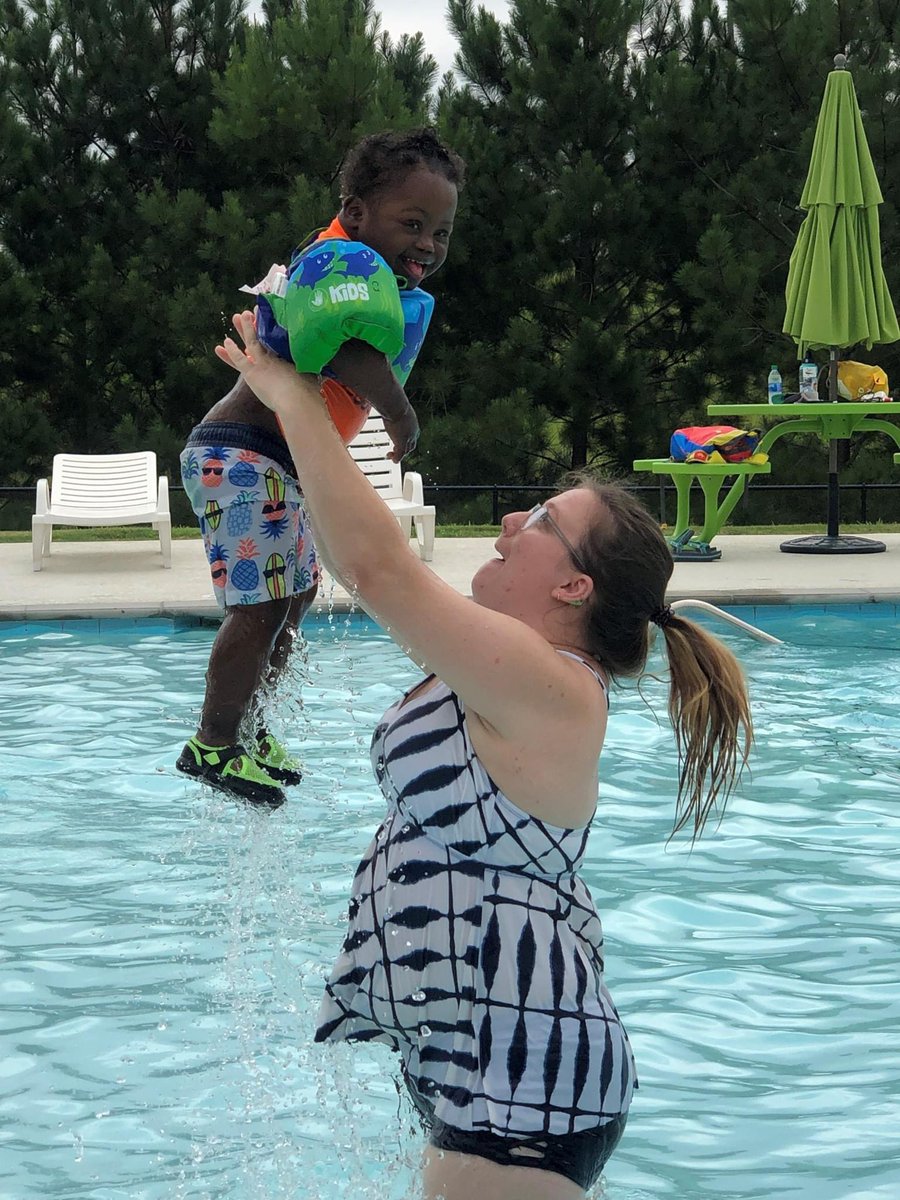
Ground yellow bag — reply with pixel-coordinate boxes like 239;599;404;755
837;361;889;400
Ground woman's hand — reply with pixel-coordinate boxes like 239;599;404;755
216;310;314;414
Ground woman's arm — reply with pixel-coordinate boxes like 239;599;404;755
217;314;603;749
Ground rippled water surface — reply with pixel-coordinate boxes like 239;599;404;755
2;606;899;1200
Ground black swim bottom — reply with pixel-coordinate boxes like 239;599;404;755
401;1069;627;1191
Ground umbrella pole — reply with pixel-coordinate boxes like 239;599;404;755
825;440;841;538
826;348;840;539
827;348;839;403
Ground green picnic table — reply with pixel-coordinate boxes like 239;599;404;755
708;401;900;553
631;458;771;561
634;400;900;559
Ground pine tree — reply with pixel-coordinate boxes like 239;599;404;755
431;0;675;480
0;0;246;480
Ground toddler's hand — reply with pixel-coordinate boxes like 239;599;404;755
382;407;420;463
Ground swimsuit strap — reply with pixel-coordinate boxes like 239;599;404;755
555;649;609;698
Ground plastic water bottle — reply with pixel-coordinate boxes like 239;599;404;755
799;358;818;402
767;365;784;405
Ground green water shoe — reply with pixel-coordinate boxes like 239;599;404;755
254;733;303;786
176;738;286;809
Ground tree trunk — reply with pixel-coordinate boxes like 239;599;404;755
570;423;589;469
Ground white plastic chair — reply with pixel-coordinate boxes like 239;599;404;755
32;452;172;571
348;417;436;560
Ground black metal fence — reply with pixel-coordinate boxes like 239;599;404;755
422;480;900;528
2;479;898;529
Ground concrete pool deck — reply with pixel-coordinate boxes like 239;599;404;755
2;532;899;621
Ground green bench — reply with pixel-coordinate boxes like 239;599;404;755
632;458;771;561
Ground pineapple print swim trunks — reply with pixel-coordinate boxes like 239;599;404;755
180;422;319;609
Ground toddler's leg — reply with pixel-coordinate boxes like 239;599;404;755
265;583;318;686
198;597;293;746
176;598;293;808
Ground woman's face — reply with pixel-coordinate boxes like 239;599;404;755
471;487;600;618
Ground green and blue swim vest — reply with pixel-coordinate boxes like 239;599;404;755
256;238;434;387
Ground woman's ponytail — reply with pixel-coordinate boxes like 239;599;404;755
561;477;753;840
658;614;752;839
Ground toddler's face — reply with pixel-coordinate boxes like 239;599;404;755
342;166;458;288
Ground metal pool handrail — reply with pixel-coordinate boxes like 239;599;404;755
670;600;783;645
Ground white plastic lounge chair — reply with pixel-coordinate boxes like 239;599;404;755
32;452;171;571
348;417;436;560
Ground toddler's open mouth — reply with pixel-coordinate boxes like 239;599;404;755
399;255;428;284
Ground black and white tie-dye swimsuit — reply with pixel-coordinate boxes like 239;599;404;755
315;651;636;1147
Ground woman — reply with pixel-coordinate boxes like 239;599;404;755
216;312;752;1200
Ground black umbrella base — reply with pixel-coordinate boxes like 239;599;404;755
780;534;886;554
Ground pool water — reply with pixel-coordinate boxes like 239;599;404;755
2;606;899;1200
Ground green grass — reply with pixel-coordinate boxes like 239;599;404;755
426;524;500;537
0;526;205;543
3;521;900;543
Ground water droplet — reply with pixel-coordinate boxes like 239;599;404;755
419;1025;431;1037
72;1133;84;1162
157;1022;167;1031
412;990;426;1002
94;1110;109;1119
402;824;410;834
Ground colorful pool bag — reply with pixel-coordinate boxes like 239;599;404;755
254;239;406;374
670;425;766;464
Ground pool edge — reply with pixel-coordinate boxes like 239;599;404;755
2;587;900;622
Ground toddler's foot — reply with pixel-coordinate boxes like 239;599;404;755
254;733;303;786
176;737;286;809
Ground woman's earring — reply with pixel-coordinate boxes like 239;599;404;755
568;598;584;607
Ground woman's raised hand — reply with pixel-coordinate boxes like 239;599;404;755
215;309;305;413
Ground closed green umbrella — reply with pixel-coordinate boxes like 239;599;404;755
781;53;899;554
783;55;899;355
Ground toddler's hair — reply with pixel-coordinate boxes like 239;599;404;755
340;127;466;200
